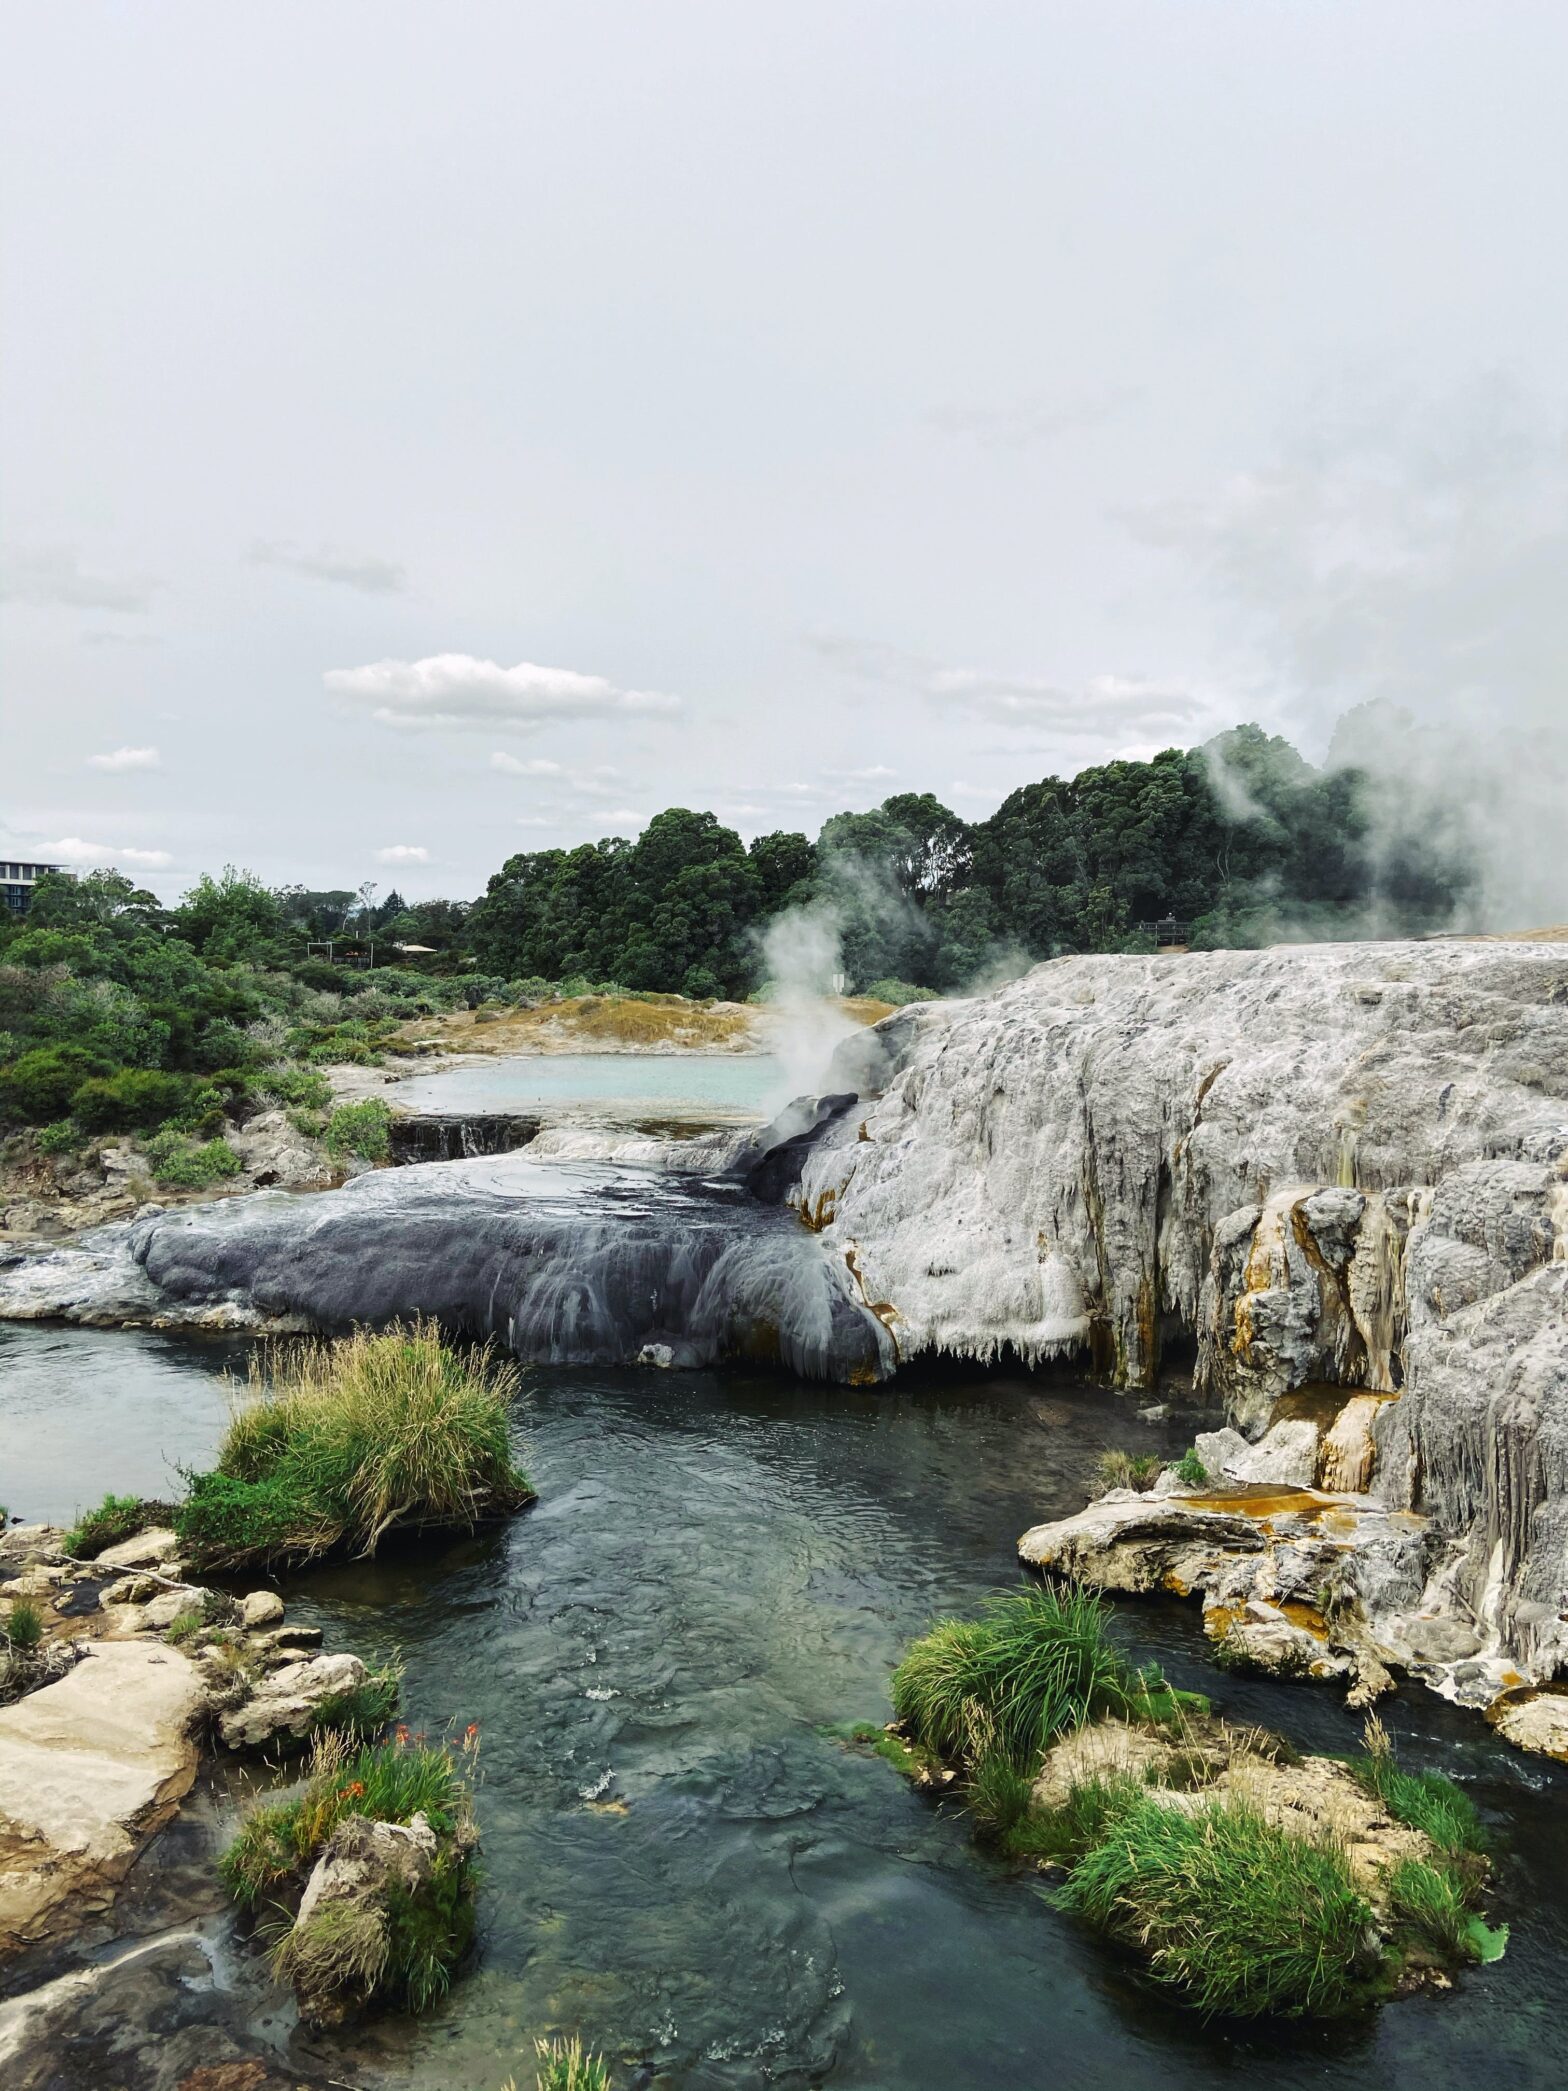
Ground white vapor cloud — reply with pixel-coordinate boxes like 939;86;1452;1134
326;653;681;733
251;541;406;593
48;836;173;868
925;385;1142;450
86;746;161;771
2;546;156;612
375;844;431;864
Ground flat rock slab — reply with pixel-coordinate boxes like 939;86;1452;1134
0;1639;205;1955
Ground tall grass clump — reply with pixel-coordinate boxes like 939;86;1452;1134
176;1319;533;1571
892;1585;1135;1776
510;2036;614;2091
1351;1718;1486;1858
1058;1792;1374;2017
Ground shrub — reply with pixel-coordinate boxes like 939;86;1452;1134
1058;1792;1373;2017
1095;1449;1163;1495
1174;1447;1209;1488
176;1320;533;1571
860;979;943;1006
0;1044;107;1124
70;1068;193;1132
323;1098;392;1163
64;1491;154;1559
4;1596;44;1654
34;1119;81;1155
257;1064;333;1111
143;1128;244;1188
891;1584;1135;1774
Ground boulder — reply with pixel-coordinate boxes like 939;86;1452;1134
0;1640;204;1955
216;1653;367;1751
141;1589;216;1631
281;1812;440;2027
238;1592;284;1630
1194;1418;1319;1488
1488;1688;1568;1763
95;1529;181;1571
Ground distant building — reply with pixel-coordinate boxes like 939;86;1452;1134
0;860;65;915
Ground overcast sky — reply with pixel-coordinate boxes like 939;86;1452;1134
3;2;1566;905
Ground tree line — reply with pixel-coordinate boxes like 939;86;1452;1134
463;723;1474;997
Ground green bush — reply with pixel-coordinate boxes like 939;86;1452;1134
64;1491;155;1559
0;1044;108;1124
4;1596;44;1654
323;1098;393;1162
861;979;943;1005
257;1064;333;1111
891;1584;1134;1774
1058;1792;1373;2017
70;1068;193;1132
34;1119;82;1156
1174;1447;1209;1488
176;1320;533;1571
143;1127;244;1188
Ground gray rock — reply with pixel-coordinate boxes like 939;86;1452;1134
239;1590;284;1629
217;1652;368;1751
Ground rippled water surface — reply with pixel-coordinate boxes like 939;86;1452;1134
4;1326;1567;2090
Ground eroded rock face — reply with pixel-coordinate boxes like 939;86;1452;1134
284;1812;440;2027
216;1653;369;1752
793;942;1568;1698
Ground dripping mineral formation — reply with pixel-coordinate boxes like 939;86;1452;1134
2;941;1565;1739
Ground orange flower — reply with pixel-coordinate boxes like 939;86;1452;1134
465;1723;479;1740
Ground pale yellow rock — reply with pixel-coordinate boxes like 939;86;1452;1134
0;1639;204;1956
92;1528;180;1571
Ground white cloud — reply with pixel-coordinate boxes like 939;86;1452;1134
375;844;431;864
327;653;681;733
925;385;1142;450
2;546;155;612
251;541;406;594
48;836;173;868
86;746;162;771
490;753;565;777
822;763;898;784
812;635;1209;739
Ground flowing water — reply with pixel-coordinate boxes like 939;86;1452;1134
4;1324;1567;2090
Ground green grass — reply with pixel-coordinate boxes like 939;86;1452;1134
829;1720;925;1777
891;1584;1135;1775
1351;1749;1486;1857
220;1732;471;1908
1095;1450;1163;1495
310;1663;402;1742
63;1491;161;1559
1058;1792;1374;2017
1386;1857;1480;1961
4;1596;44;1654
175;1320;534;1571
518;2036;614;2091
222;1732;479;2019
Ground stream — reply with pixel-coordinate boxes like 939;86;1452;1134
4;1322;1568;2089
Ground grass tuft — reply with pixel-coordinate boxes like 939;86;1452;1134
891;1584;1135;1775
176;1320;533;1571
1058;1792;1374;2017
1094;1450;1163;1495
521;2035;614;2091
1386;1857;1479;1961
1350;1718;1487;1857
63;1491;161;1560
4;1596;44;1655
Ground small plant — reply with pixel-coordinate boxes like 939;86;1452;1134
1058;1792;1373;2017
322;1098;393;1163
4;1596;44;1655
34;1119;81;1156
1173;1447;1209;1488
165;1608;205;1645
1094;1449;1163;1495
311;1661;402;1741
63;1491;155;1560
519;2035;614;2091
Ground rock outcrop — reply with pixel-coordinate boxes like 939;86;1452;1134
788;942;1568;1716
0;1640;205;1954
